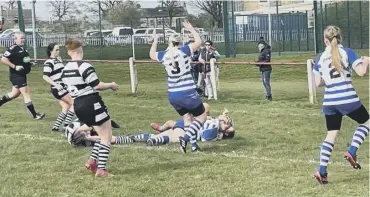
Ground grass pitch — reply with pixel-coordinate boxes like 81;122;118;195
0;51;368;197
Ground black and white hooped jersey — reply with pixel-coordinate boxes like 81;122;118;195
156;45;196;93
313;45;363;106
43;57;64;87
61;61;100;98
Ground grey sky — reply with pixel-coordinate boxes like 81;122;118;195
16;0;200;21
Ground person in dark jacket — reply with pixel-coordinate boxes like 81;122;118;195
256;41;272;101
199;40;220;100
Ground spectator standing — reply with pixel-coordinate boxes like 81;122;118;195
256;41;272;101
199;40;221;100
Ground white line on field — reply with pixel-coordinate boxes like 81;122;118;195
1;133;366;168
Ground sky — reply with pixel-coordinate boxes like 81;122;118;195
15;0;201;21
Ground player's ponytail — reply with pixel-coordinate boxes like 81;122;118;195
167;35;181;69
324;26;343;73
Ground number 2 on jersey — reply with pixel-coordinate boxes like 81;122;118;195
170;61;180;74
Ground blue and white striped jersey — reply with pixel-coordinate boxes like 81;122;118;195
197;117;220;141
157;45;196;93
313;45;363;106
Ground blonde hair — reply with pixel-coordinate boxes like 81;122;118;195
218;108;233;126
324;25;343;73
166;35;182;69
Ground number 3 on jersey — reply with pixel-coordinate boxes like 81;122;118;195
170;61;180;74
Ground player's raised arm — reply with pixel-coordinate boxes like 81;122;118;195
183;21;202;52
149;30;159;61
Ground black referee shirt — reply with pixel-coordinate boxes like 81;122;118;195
2;44;31;76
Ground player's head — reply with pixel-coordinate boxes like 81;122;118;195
46;42;59;58
204;40;213;51
168;34;181;48
324;25;343;73
14;31;25;46
218;109;235;140
66;39;83;59
218;108;233;128
203;103;211;116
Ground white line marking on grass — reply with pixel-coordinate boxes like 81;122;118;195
1;133;366;168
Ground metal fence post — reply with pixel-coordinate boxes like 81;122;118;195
346;1;351;47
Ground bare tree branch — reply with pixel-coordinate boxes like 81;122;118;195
2;0;16;10
189;0;223;28
83;0;123;19
161;0;185;28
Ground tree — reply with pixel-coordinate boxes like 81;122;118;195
48;0;80;22
106;0;142;28
189;0;223;28
2;0;16;10
83;0;122;19
48;0;82;33
160;0;185;28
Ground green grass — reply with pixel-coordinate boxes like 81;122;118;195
0;52;368;197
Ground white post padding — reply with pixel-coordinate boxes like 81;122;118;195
129;57;138;95
307;59;316;104
210;58;218;100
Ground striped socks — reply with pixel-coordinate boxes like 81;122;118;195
52;112;66;130
131;133;152;142
319;140;334;175
148;136;170;145
186;120;203;150
97;143;111;170
89;141;101;160
115;136;133;144
348;125;369;156
63;110;75;127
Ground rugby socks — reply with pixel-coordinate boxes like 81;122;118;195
25;102;37;118
149;136;170;145
115;136;133;144
89;141;101;160
97;143;111;170
52;112;66;130
186;120;203;150
348;125;369;156
0;95;12;107
131;133;152;141
319;141;334;175
63;110;75;127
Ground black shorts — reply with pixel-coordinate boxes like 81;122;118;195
51;87;69;100
73;93;110;127
325;104;369;131
9;74;27;88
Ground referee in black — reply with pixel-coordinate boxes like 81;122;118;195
0;31;45;119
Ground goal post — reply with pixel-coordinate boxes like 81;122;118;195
129;57;138;95
210;58;220;100
306;59;317;104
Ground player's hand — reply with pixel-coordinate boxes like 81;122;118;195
110;82;119;91
55;83;64;91
152;29;158;41
182;20;194;31
15;65;24;71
